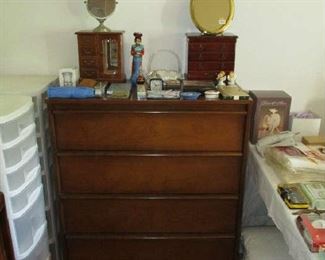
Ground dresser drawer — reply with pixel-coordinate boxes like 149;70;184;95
188;61;235;71
79;57;97;68
79;68;97;79
79;45;96;56
58;155;242;194
53;112;246;151
66;236;236;260
188;52;235;61
61;197;238;233
77;34;95;45
188;42;235;52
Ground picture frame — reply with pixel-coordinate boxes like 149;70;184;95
249;90;291;144
59;68;79;87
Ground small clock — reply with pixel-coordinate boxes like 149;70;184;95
149;78;164;91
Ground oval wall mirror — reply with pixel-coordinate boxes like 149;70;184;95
85;0;117;32
190;0;234;34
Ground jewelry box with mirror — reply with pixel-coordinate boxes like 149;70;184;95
76;0;126;82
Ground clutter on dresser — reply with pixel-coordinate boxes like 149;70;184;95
79;78;98;88
218;84;249;100
58;67;79;87
216;71;226;86
136;84;147;100
182;80;215;92
130;32;145;86
180;91;201;100
147;90;180;100
106;83;131;99
204;90;220;99
48;86;95;99
146;49;183;91
249;90;292;144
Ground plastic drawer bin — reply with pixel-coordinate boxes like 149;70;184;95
12;186;46;255
5;146;39;192
17;223;49;260
0;97;34;144
8;166;41;214
2;124;37;168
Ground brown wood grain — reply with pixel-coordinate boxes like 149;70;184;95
58;154;242;194
47;98;252;260
61;197;238;233
66;235;236;260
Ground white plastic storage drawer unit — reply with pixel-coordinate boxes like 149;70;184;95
18;223;49;260
0;95;48;260
0;75;58;259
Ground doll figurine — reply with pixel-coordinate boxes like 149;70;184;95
216;70;226;86
131;32;144;86
227;71;236;86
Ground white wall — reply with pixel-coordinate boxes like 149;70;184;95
0;0;324;132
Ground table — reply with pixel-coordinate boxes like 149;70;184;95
244;144;320;260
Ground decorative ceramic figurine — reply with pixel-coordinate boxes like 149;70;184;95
227;71;236;86
131;32;144;86
216;70;226;86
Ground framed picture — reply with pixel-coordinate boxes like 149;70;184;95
59;68;79;87
249;90;291;144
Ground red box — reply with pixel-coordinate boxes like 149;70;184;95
249;90;291;144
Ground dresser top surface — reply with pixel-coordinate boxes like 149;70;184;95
47;96;252;112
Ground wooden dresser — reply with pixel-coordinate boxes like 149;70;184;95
186;33;237;80
48;97;252;260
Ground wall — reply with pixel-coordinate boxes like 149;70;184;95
0;0;324;132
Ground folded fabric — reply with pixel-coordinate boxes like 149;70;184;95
48;86;95;99
265;144;325;174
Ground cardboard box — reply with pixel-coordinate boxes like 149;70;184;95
289;111;321;141
249;90;291;144
302;136;325;146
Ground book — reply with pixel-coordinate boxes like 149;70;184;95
218;85;249;100
277;183;310;209
106;83;131;99
300;182;325;210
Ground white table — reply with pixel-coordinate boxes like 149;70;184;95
245;144;320;260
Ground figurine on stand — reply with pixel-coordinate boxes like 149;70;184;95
216;70;226;87
130;32;144;86
227;71;236;86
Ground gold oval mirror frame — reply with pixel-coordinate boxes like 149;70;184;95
190;0;235;34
